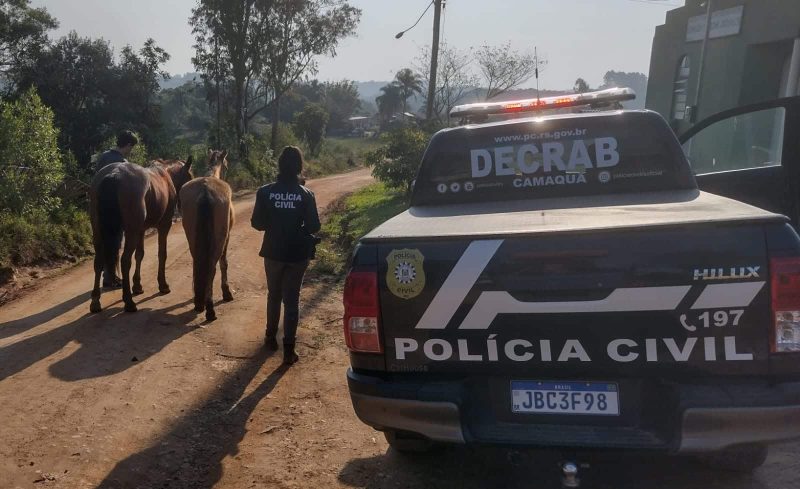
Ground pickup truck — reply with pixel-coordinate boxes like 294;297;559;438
343;89;800;471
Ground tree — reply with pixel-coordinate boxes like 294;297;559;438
366;127;428;192
293;103;329;156
475;42;538;100
323;80;361;135
601;70;648;109
14;32;171;172
0;87;63;215
393;68;423;115
375;83;402;125
261;0;361;150
0;0;58;88
416;43;477;125
574;78;590;94
191;0;272;148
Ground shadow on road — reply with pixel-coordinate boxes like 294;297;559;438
96;348;285;489
0;291;94;340
339;445;773;489
0;294;197;381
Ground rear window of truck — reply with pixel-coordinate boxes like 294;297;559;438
411;111;696;206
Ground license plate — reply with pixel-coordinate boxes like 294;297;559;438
511;381;620;416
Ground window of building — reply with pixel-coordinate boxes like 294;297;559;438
671;56;691;121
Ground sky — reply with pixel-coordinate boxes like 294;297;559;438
31;0;680;90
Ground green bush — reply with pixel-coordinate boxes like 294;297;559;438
266;122;301;153
0;87;64;215
365;127;429;192
0;205;92;269
312;183;408;276
293;103;329;156
227;134;277;191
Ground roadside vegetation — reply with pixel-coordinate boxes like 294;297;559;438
312;183;408;276
0;0;365;281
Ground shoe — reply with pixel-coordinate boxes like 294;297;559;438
264;336;279;351
283;343;299;365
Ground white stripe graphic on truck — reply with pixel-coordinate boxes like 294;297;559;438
414;239;766;330
458;287;692;330
691;281;765;309
415;240;503;330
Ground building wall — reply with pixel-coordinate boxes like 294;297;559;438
646;0;800;133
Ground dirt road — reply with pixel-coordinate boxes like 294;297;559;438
1;167;799;489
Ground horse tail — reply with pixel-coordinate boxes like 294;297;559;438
97;176;122;279
193;186;214;307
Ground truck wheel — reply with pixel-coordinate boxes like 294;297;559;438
699;443;769;472
384;430;433;453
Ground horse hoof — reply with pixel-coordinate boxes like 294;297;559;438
206;312;217;322
222;292;234;302
90;302;102;314
159;287;171;295
133;286;144;295
124;303;138;313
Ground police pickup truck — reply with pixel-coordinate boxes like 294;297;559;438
343;88;800;470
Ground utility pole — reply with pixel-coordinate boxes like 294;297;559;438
535;46;541;102
426;0;443;121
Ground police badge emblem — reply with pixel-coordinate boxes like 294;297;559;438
386;249;426;299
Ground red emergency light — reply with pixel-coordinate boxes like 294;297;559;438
450;87;636;120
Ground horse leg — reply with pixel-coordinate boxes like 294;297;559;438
90;251;103;313
157;222;171;294
205;256;218;322
121;231;140;313
132;231;145;295
220;235;233;302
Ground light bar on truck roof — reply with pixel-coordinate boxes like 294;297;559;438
449;87;637;120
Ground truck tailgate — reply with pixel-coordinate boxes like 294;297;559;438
377;223;771;378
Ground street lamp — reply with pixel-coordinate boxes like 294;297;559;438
395;1;434;39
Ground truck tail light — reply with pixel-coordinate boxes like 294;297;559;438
770;257;800;353
343;270;382;353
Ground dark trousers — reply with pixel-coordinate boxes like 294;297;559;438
264;258;309;345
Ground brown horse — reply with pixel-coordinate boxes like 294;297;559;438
180;149;235;322
89;158;193;313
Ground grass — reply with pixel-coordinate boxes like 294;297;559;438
312;183;408;277
0;207;93;275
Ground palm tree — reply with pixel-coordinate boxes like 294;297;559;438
376;83;403;123
394;68;423;115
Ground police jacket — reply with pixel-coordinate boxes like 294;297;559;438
251;177;321;262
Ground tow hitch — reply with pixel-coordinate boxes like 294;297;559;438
560;460;586;488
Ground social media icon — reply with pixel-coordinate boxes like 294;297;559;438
437;183;448;193
450;182;461;193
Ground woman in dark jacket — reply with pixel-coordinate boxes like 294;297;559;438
251;146;321;365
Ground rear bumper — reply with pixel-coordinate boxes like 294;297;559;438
347;369;800;452
680;405;800;452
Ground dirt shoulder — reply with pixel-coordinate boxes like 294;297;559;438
0;169;384;489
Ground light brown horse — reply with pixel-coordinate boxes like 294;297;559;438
89;158;193;313
180;149;235;322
